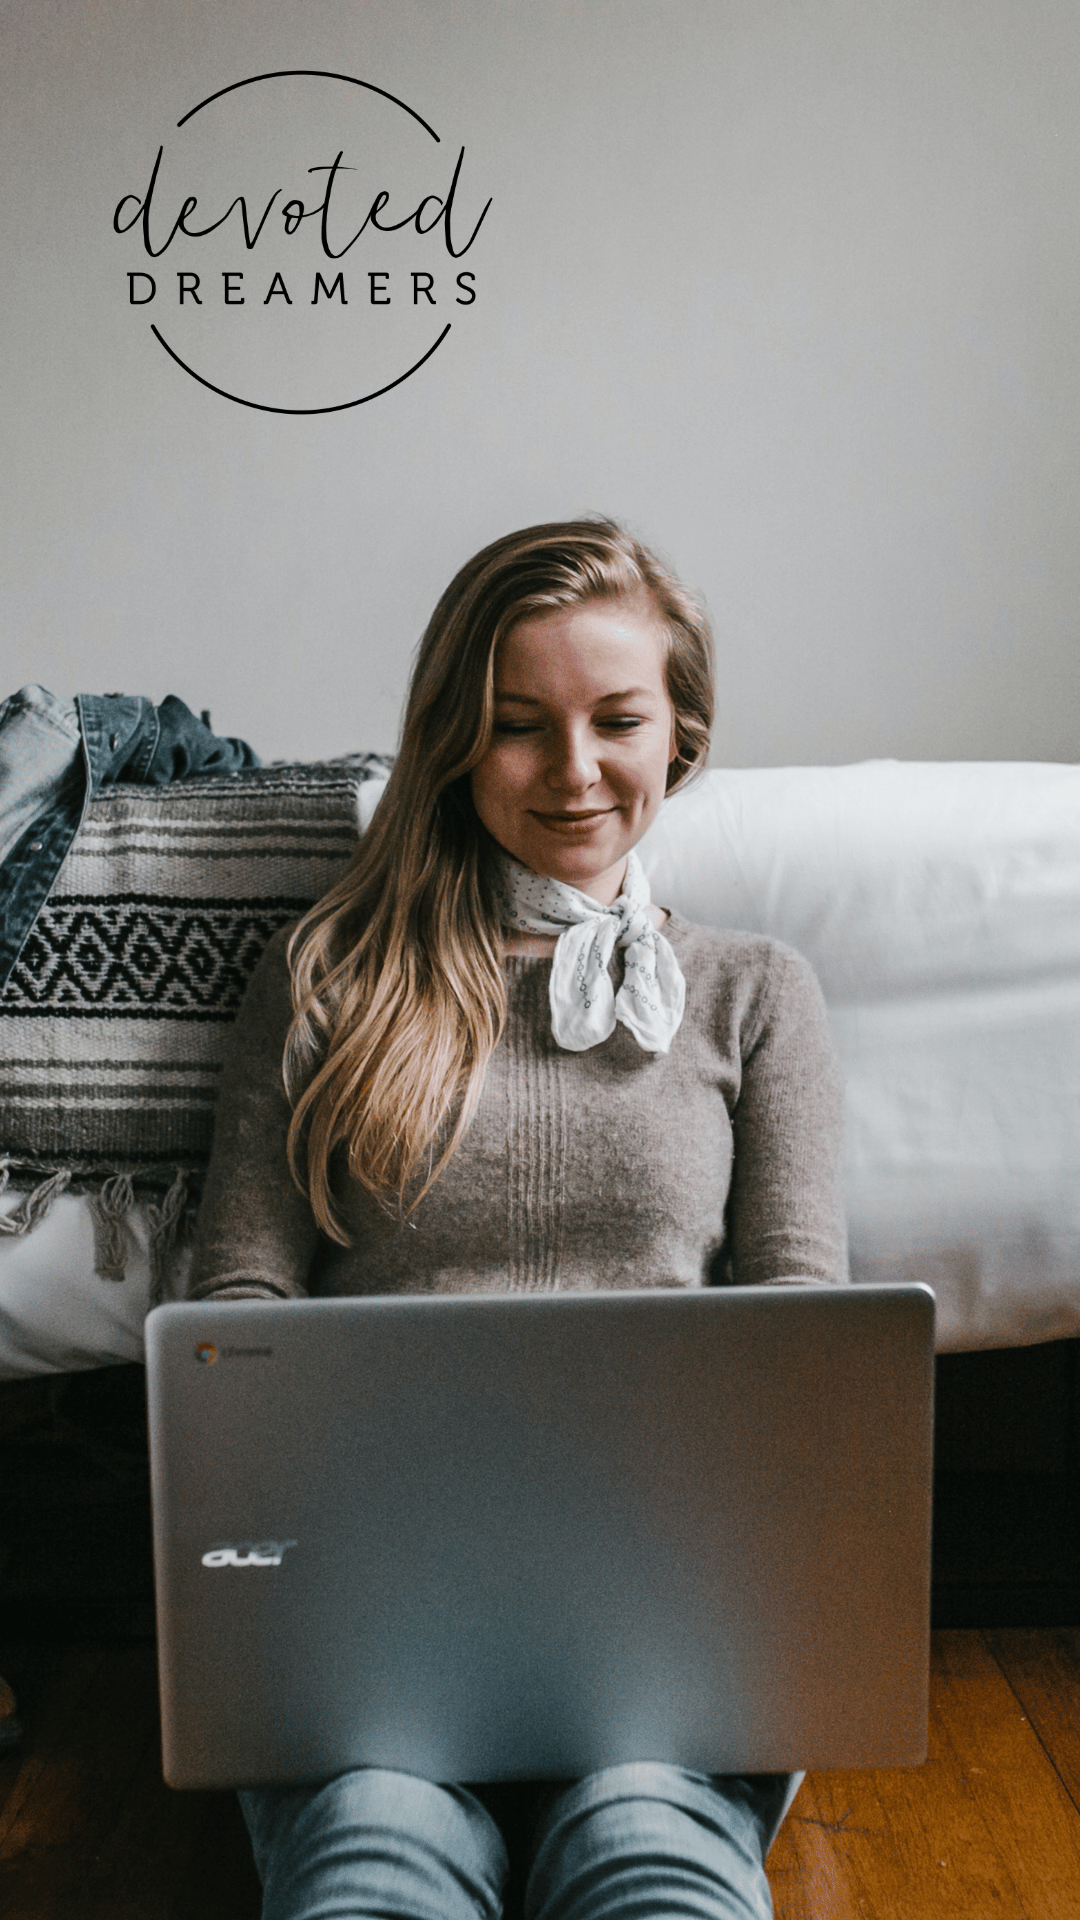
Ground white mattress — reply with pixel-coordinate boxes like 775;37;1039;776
0;1188;190;1379
4;760;1077;1372
639;761;1080;1351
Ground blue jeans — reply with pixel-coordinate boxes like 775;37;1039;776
240;1764;799;1920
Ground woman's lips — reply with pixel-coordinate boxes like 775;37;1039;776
529;809;612;833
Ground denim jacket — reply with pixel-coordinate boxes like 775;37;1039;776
0;687;259;991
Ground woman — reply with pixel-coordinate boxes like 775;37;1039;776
188;518;848;1920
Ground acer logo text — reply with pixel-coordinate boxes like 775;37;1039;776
201;1542;297;1569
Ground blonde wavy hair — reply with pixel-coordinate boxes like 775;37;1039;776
285;518;714;1239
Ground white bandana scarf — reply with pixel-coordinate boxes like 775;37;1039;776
493;848;686;1053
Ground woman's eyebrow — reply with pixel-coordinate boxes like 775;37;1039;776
493;687;658;705
594;686;657;703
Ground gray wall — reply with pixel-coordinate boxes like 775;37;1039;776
2;0;1078;766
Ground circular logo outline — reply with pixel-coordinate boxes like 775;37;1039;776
148;70;461;415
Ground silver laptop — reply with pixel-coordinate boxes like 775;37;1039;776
145;1284;934;1790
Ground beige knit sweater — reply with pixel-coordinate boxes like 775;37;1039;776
186;916;848;1302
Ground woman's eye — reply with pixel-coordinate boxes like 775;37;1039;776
491;715;645;737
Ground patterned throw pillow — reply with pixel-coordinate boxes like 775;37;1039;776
0;756;389;1215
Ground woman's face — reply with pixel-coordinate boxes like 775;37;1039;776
470;595;677;905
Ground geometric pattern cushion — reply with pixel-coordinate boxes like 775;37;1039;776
0;756;389;1196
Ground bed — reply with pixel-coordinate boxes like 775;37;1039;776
3;757;1080;1372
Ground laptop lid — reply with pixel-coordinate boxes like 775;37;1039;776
146;1284;934;1789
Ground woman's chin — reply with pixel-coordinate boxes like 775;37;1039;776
487;824;632;901
536;851;628;902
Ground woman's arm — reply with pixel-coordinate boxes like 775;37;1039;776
724;943;849;1287
186;926;320;1302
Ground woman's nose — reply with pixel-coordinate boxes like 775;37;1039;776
546;727;599;791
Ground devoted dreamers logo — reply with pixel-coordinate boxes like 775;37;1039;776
113;71;491;414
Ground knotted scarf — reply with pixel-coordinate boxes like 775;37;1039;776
493;848;686;1053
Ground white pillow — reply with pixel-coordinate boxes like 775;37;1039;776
0;1188;190;1379
640;763;1080;1351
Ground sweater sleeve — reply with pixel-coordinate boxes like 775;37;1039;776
186;926;319;1303
723;943;849;1287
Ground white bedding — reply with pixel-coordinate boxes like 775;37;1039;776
3;760;1077;1373
639;762;1080;1350
0;1188;189;1378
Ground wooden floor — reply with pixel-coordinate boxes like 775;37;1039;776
2;1630;1080;1918
770;1631;1080;1918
